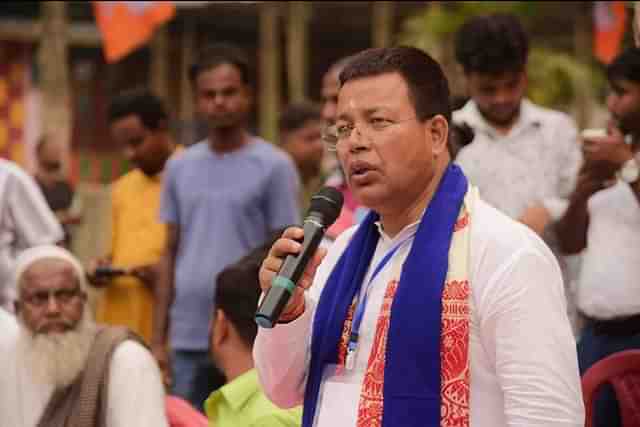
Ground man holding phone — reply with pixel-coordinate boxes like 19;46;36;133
557;47;640;427
88;90;179;353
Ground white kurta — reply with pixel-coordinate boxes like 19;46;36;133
0;159;64;308
0;314;168;427
253;199;584;426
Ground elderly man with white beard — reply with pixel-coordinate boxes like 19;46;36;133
0;245;168;427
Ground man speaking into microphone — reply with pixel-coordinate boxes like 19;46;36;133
254;46;584;426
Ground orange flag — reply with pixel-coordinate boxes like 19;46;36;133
593;1;628;64
93;1;176;63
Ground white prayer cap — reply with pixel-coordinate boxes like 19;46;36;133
13;245;87;295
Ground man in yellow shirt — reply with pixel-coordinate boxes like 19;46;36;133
205;236;302;426
88;90;178;346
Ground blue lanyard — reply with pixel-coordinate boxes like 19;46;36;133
345;233;415;369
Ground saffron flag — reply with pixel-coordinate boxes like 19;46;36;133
93;1;175;63
593;1;628;64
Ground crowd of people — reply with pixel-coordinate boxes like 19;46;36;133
0;11;638;427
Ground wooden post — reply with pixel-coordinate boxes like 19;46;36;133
180;21;195;122
259;2;281;143
179;19;196;144
372;1;394;48
573;2;593;129
0;19;102;47
39;1;71;176
287;1;311;103
635;1;640;48
150;25;170;102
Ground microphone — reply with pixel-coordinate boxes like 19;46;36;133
255;187;343;328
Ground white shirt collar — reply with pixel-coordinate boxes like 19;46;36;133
374;216;421;245
456;99;542;140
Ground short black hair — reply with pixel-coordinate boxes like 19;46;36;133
328;55;355;75
214;230;284;349
607;48;640;84
279;102;322;134
107;89;168;131
448;122;475;159
189;42;251;86
340;46;451;123
455;13;529;75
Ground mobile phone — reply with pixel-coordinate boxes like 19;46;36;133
94;266;128;278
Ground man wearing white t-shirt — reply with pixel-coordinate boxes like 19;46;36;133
255;46;583;427
557;47;640;427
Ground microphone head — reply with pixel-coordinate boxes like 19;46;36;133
308;187;344;226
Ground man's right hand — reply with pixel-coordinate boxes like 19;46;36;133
574;159;618;198
86;257;112;288
258;227;327;323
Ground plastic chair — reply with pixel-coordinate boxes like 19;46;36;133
582;349;640;427
166;395;209;427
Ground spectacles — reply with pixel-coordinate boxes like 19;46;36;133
21;287;82;308
322;116;420;151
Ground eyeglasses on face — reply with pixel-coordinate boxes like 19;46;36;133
321;116;421;151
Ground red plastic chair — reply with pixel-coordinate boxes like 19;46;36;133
166;395;209;427
582;350;640;427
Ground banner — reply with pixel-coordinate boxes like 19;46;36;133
93;1;176;63
594;1;628;64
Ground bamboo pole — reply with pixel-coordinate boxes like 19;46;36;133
572;2;593;129
372;1;395;48
179;19;196;144
635;1;640;48
0;19;101;47
287;1;311;103
259;2;281;143
39;1;71;177
180;20;195;122
150;25;170;102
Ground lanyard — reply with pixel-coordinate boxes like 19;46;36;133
345;233;415;370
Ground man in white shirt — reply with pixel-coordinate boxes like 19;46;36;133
0;158;64;309
453;13;581;228
0;245;167;427
557;47;640;427
452;14;583;332
254;46;583;427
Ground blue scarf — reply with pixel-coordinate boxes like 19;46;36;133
302;164;468;427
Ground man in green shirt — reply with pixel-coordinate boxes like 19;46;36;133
205;238;302;427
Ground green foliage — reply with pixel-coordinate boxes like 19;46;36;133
527;48;606;110
399;1;534;52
